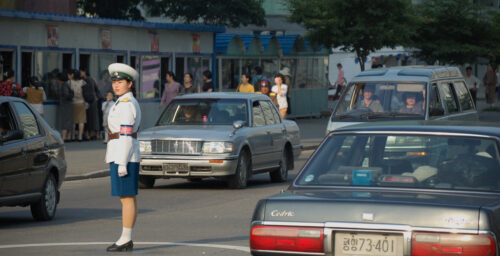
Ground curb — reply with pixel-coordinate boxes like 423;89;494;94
65;169;109;181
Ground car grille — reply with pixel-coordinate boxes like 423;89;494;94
151;140;202;155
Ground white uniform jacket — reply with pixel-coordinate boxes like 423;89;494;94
105;92;141;169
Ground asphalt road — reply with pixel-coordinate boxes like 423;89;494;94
0;150;314;256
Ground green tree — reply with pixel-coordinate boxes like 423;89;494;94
142;0;266;27
412;0;492;65
287;0;415;71
77;0;266;27
77;0;143;20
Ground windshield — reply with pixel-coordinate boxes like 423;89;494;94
296;133;500;192
333;82;427;121
156;99;248;126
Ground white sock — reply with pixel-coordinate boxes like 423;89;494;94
116;227;132;245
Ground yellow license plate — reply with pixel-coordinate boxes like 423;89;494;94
334;232;403;256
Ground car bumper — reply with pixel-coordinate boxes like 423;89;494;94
139;155;238;178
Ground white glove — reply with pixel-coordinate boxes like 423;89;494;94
118;165;128;177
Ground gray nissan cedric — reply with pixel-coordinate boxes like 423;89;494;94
138;93;301;189
251;121;500;256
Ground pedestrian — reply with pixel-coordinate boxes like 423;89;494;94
202;70;214;92
236;73;255;93
483;64;497;107
81;69;101;140
55;72;73;141
159;71;180;108
0;69;25;97
464;66;480;106
279;67;292;114
251;66;266;90
333;63;346;100
101;91;114;143
256;79;278;107
180;73;196;94
68;69;86;142
272;73;288;118
23;76;47;116
105;63;141;252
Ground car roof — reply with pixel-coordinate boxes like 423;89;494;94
351;66;463;83
175;92;268;100
0;96;26;103
333;120;500;138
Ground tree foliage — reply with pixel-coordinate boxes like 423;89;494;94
412;0;494;65
77;0;266;27
287;0;415;71
142;0;266;27
77;0;144;20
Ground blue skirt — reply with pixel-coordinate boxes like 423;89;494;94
109;162;139;197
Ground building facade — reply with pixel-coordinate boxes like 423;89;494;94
0;9;224;128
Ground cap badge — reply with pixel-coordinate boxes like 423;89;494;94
114;72;118;77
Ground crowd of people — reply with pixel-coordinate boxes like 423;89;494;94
0;65;294;138
157;66;292;118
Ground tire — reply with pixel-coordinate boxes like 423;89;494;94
227;151;250;189
270;149;288;182
30;173;58;221
139;175;155;189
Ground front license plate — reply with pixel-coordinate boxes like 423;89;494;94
163;163;188;172
334;232;403;256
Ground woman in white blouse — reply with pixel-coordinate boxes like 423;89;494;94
272;73;288;118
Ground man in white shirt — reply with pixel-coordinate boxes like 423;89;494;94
464;66;480;105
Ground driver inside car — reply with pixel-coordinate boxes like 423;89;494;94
357;85;383;112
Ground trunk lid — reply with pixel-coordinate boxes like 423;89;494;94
263;189;500;230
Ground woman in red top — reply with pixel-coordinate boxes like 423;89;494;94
0;69;25;97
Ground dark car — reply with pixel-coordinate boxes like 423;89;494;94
251;121;500;256
0;97;66;221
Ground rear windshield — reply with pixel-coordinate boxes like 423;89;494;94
296;133;500;192
157;99;248;126
333;82;427;121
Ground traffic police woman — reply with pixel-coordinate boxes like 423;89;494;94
105;63;141;252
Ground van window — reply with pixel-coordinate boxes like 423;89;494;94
438;82;459;114
428;84;444;116
453;81;473;111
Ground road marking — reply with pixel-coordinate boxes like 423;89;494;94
0;242;250;252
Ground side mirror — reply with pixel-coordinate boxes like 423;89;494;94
429;107;445;117
233;120;246;130
1;129;24;142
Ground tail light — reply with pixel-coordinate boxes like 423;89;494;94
250;225;324;253
412;232;496;256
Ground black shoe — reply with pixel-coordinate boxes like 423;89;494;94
106;240;133;252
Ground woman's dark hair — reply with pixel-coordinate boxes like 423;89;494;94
166;71;176;80
4;69;14;79
29;76;39;86
203;70;212;79
184;73;193;80
242;73;251;82
71;69;81;80
56;72;67;82
254;66;263;75
274;73;285;82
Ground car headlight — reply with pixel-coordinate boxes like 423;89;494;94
139;140;152;154
202;142;233;154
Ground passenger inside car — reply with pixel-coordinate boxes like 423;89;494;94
399;92;424;115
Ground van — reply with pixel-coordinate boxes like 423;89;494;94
326;66;478;134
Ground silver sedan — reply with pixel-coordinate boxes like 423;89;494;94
138;92;301;189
